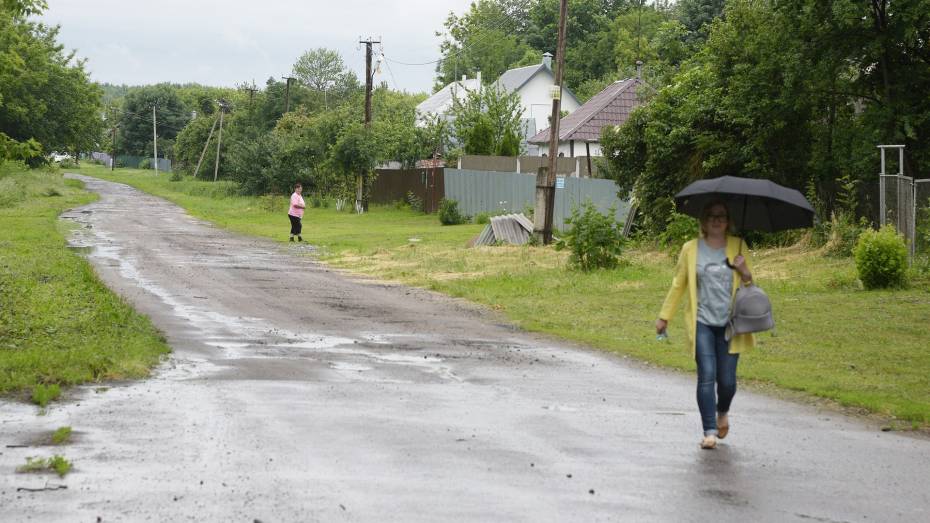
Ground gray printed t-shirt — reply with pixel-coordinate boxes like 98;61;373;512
696;239;733;327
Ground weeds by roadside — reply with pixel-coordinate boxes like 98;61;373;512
17;455;72;477
51;426;72;445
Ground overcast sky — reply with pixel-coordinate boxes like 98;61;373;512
39;0;471;94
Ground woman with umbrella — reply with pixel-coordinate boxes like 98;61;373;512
655;176;813;449
656;199;753;449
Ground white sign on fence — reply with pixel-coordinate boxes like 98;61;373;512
555;176;565;189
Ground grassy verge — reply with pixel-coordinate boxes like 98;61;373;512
0;163;170;398
77;165;930;427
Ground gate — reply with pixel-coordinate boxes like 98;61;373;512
878;145;930;261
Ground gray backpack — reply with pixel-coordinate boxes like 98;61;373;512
726;284;775;340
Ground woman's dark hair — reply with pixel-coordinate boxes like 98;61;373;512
294;183;302;190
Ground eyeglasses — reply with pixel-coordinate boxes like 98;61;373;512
707;214;728;222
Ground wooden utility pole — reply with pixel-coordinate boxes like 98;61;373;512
359;37;380;213
193;113;220;179
213;101;227;182
283;76;296;113
534;0;568;244
152;102;159;175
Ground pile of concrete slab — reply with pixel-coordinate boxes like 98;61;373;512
471;213;535;246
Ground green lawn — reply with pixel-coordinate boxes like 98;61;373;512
0;164;170;398
76;165;930;427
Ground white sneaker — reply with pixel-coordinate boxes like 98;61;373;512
701;435;717;449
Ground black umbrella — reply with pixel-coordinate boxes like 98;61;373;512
675;176;814;232
674;176;815;265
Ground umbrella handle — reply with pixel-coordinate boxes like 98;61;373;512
724;237;744;270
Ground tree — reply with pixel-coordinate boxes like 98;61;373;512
118;85;188;156
1;1;102;157
293;48;346;92
451;85;524;156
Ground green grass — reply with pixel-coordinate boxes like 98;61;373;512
31;383;60;408
51;426;72;445
74;165;930;426
0;163;170;397
17;455;72;477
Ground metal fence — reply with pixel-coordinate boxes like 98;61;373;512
370;168;444;213
459;155;600;177
444;168;629;230
878;145;929;261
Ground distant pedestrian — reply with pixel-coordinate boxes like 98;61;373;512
655;199;755;449
288;183;305;242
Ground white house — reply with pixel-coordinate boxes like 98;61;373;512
528;77;644;158
414;72;482;127
494;52;582;155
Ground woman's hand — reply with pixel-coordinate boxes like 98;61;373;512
655;318;668;335
732;255;752;283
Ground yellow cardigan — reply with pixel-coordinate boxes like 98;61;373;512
659;235;755;355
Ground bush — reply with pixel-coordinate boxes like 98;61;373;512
438;198;467;225
659;211;697;252
58;159;77;169
169;171;183;182
405;191;423;213
555;202;625;271
854;225;908;289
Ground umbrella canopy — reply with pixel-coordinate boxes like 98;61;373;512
674;176;814;232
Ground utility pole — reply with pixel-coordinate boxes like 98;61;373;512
152;101;158;175
244;83;258;112
213;100;228;182
535;0;568;244
193;113;220;179
359;37;380;213
282;76;296;113
111;125;118;171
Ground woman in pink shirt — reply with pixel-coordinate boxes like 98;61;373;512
288;183;305;242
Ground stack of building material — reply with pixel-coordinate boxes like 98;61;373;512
472;214;534;246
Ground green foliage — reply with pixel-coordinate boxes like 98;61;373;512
118;85;188;156
405;191;423;213
822;212;868;258
658;211;696;252
31;383;60;407
0;5;102;156
51;426;72;444
473;210;507;224
855;225;909;289
555;202;625;271
451;86;524;156
603;0;930;235
438;198;467;225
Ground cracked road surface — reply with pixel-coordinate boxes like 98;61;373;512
1;175;928;522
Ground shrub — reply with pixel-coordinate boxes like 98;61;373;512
405;191;423;213
555;202;625;271
138;158;152;170
169;171;183;182
438;198;467;225
854;225;908;289
58;159;77;169
659;211;697;252
822;212;868;257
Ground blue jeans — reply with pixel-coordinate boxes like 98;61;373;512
695;322;739;436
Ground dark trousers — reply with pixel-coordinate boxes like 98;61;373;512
288;214;302;236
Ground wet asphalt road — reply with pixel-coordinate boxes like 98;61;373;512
1;175;929;522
